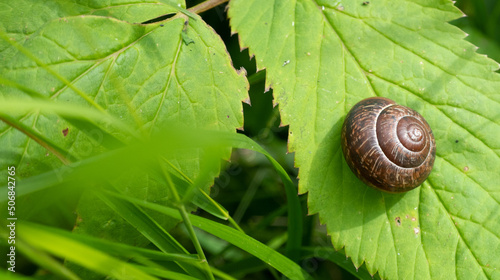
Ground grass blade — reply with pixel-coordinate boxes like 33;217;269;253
103;191;313;280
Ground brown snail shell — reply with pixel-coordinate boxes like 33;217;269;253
341;97;436;193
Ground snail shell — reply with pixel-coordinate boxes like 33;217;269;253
341;97;436;193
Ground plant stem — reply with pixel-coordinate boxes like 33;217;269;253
160;162;216;280
188;0;229;14
178;204;214;277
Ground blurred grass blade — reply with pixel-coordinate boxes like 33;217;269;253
131;266;200;280
0;78;126;150
0;270;37;280
0;114;71;164
95;189;209;280
20;223;201;264
0;148;233;225
0;229;79;280
0;97;138;139
17;222;158;280
103;191;313;280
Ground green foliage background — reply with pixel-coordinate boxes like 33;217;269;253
0;0;499;279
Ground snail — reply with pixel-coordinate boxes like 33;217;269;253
341;97;436;193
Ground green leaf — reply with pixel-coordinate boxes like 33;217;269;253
229;0;500;279
0;1;248;277
0;0;184;56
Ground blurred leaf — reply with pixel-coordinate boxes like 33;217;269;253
229;0;500;279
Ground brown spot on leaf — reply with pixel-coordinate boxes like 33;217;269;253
463;166;469;172
62;128;69;137
395;217;401;226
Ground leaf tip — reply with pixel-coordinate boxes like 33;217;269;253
242;96;251;106
264;84;271;93
237;66;247;77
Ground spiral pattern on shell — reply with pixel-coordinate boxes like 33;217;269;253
341;97;436;193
